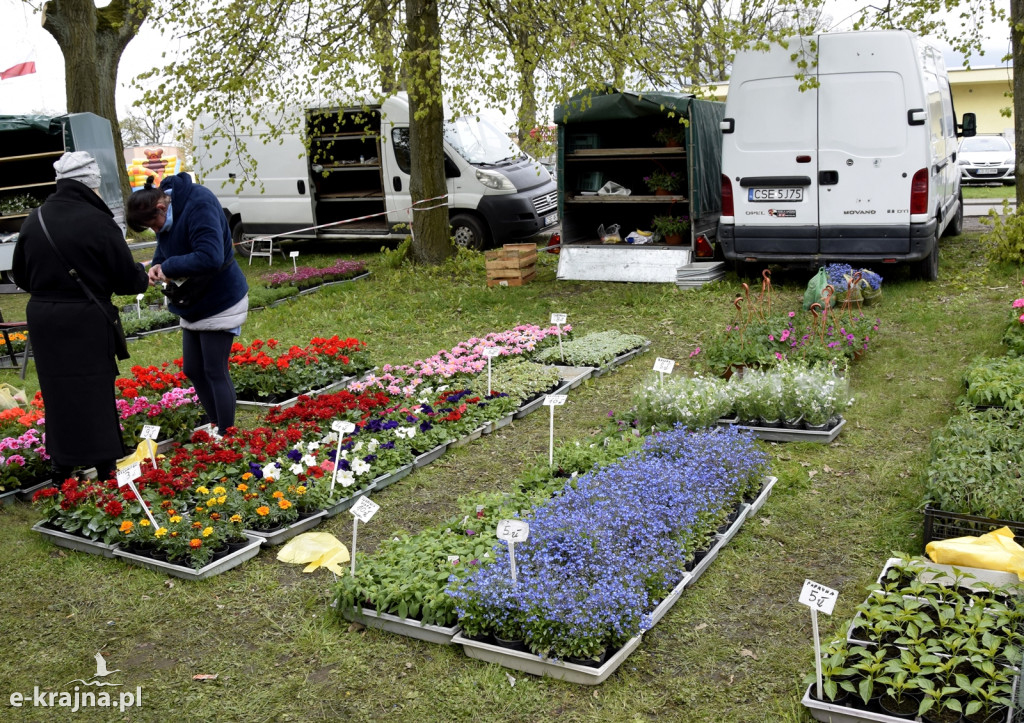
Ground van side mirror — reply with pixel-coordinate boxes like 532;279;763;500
959;112;977;138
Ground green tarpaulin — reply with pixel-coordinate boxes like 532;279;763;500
0;115;61;134
554;87;724;221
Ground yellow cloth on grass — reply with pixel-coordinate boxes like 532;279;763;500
277;532;350;574
116;440;162;470
925;526;1024;580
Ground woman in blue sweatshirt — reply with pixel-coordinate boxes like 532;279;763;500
127;173;248;435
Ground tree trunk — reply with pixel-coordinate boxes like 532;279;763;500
404;0;452;264
42;0;150;207
1014;0;1024;208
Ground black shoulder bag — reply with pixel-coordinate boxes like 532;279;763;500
33;209;131;361
162;253;236;307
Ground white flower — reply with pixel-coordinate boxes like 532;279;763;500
367;438;379;453
306;441;321;452
352;441;363;454
396;426;417;439
335;470;355;488
262;463;279;481
352;458;371;476
289;463;304;475
302;454;318;467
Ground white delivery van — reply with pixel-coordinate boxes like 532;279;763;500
718;30;976;279
193;94;559;250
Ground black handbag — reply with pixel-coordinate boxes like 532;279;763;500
33;209;131;361
162;255;235;307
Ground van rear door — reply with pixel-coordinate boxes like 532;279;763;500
727;46;819;256
815;32;912;255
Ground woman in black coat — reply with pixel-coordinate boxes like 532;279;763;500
12;151;150;482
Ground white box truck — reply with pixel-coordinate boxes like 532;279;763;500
718;30;976;279
193;94;559;251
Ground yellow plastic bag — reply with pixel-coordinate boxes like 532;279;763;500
277;532;350;575
116;439;161;470
925;526;1024;580
0;383;28;411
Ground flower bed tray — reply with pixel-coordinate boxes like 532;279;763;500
322;486;377;518
648;572;692;627
341;606;460;645
685;542;723;589
514;380;573;419
733;417;845;443
450;426;486;449
298;271;371;294
591;341;652;378
802;684;1014;723
453;630;644;685
482;413;514;435
31;520;119;558
413;442;452;469
552;365;596;390
746;476;778;518
923;504;1024;545
245;510;327;546
236;377;357;411
14;478;54;503
0;487;21;507
372;463;413;492
112;534;264;581
136;323;180;337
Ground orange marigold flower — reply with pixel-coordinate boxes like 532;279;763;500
278;498;292;510
241;472;253;481
119;520;134;533
210;512;221;521
189;538;202;549
236;483;249;492
256;506;270;517
272;490;284;499
229;514;242;523
192;521;202;529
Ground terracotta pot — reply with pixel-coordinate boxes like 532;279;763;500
664;233;684;245
655;188;671;196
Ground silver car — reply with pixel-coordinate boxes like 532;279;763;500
958;134;1015;184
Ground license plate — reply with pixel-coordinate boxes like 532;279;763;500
748;187;803;202
544;212;558;226
976;168;998;175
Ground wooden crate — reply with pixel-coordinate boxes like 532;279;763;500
485;243;537;286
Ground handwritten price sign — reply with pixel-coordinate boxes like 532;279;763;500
350;495;380;524
799;579;838;615
653;357;676;374
550;313;567;325
496;519;530;542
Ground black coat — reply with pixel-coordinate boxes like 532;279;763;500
12;180;149;467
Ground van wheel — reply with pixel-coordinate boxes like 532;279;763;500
450;214;489;250
943;193;963;237
233;223;253;258
917;234;939;281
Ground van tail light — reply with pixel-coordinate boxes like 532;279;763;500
910;169;929;214
721;175;734;216
545;233;561;254
695;235;714;257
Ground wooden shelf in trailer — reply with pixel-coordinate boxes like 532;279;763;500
0;151;63;164
565;193;688;203
0;181;56;193
565;147;685;159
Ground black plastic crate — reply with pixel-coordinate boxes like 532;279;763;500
923;503;1024;544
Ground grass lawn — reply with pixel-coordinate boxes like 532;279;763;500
1;233;1022;722
962;183;1016;199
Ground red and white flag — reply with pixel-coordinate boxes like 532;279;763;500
1;49;37;81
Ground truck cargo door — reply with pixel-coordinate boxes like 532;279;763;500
816;71;912;254
728;75;818;256
384;125;414;231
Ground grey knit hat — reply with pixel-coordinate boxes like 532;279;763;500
53;151;101;189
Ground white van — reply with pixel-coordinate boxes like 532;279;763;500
718;30;976;279
193;94;559;250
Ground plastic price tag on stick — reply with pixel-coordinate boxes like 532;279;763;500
116;462;159;528
349;495;380;575
799;579;838;701
482;346;502;395
136;293;144;319
543;395;567;467
550;313;567;361
497;520;530;582
330;420;355;491
653;357;676;386
140;425;161;469
289;250;299;273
